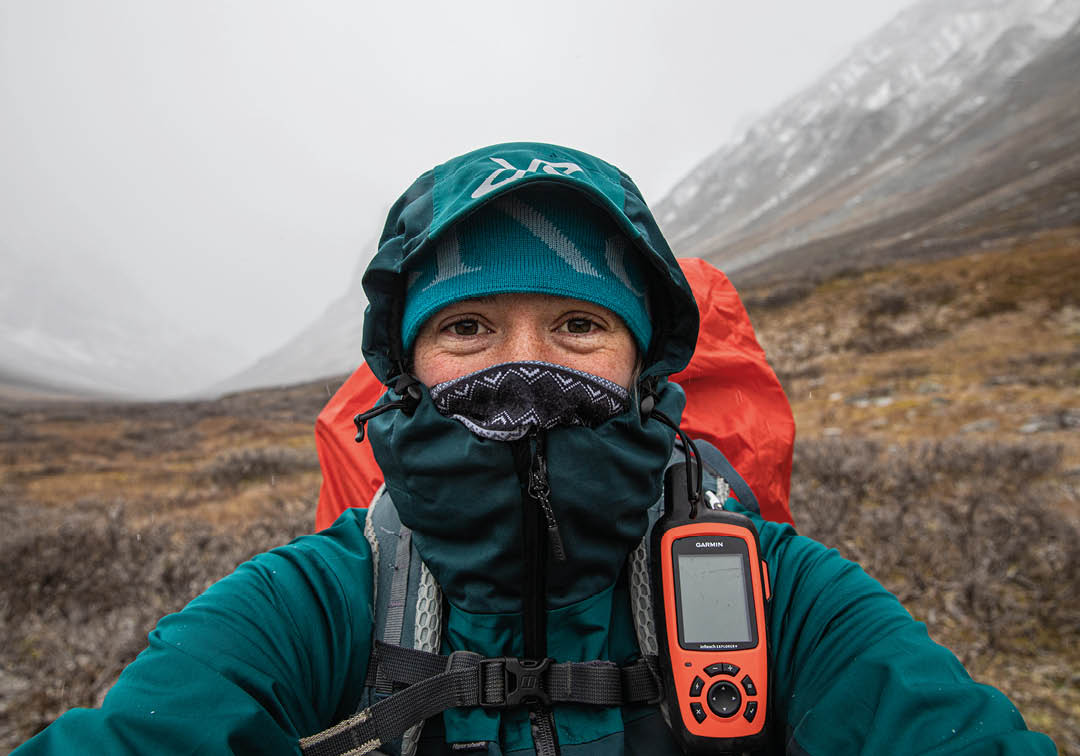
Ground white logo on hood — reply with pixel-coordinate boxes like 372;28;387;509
471;157;584;199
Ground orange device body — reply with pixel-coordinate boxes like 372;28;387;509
657;518;771;748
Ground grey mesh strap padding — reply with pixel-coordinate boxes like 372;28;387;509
299;642;662;756
362;485;384;604
412;561;441;653
628;535;658;658
399;559;441;756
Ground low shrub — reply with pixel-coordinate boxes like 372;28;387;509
0;499;312;747
198;447;320;489
794;437;1078;659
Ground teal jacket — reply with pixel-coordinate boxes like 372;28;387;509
14;500;1054;754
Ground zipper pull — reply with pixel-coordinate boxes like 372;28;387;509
529;445;566;562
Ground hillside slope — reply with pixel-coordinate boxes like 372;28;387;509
0;248;246;400
656;0;1080;285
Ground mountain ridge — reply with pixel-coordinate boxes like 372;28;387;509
203;249;372;397
655;0;1080;283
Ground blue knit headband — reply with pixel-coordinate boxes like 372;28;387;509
401;188;652;352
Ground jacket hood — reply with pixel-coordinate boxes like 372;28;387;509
361;141;699;384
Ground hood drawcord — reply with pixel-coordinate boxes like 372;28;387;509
353;375;422;442
639;386;703;517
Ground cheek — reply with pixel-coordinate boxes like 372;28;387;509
413;337;499;386
414;345;468;387
584;351;636;389
601;332;639;390
557;335;638;389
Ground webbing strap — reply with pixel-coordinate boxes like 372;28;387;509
300;650;481;756
385;528;413;641
375;527;413;696
299;643;662;756
372;641;446;684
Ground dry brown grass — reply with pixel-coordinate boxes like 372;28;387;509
0;378;341;748
792;437;1080;745
746;229;1080;753
751;228;1080;469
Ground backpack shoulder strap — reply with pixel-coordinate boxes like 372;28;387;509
693;439;759;515
360;489;443;756
365;490;443;657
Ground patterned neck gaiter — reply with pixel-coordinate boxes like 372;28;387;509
428;361;630;441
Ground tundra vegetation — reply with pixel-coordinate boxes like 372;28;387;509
2;233;1078;753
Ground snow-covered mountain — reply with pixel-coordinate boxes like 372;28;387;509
655;0;1080;281
0;248;244;399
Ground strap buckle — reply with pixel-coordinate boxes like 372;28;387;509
480;657;554;708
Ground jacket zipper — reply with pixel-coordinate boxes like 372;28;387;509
514;433;561;756
528;437;566;562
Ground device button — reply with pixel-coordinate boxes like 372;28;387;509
689;676;705;697
704;662;740;677
690;702;707;723
741;675;757;696
706;681;741;718
744;701;758;722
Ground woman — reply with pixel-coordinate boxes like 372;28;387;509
14;142;1053;755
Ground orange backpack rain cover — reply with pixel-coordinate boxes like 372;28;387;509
314;258;795;531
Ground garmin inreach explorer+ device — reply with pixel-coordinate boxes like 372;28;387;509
652;461;772;754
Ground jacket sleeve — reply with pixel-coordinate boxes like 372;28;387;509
749;513;1057;755
13;509;374;756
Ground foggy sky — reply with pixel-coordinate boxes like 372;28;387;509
0;0;916;374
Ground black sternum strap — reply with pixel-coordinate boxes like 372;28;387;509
299;642;662;756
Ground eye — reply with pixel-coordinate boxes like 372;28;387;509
558;314;607;335
565;318;595;334
448;319;480;336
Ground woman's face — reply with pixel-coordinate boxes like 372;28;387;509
412;293;638;389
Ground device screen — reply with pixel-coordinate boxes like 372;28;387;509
674;543;758;648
